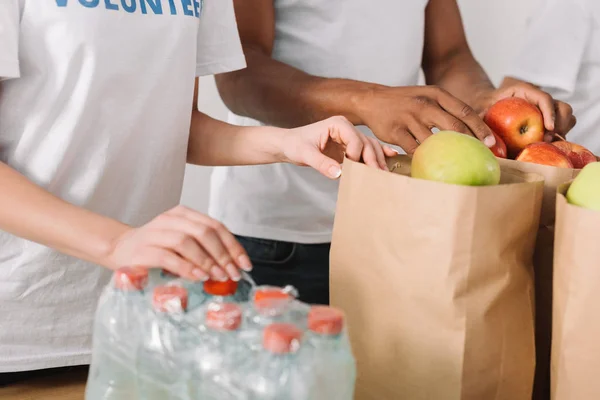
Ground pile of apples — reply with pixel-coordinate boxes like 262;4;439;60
483;98;597;169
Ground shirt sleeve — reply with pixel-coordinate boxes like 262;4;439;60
505;0;592;96
195;0;247;77
0;0;20;79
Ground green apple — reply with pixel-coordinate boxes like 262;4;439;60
411;131;501;186
566;162;600;211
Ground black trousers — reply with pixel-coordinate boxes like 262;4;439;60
0;365;88;387
236;235;331;306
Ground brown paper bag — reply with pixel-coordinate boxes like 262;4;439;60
551;185;600;400
497;159;579;400
330;157;544;400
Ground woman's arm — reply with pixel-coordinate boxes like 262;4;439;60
0;161;128;268
187;80;396;175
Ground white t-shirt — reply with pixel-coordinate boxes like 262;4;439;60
506;0;600;153
209;0;430;244
0;0;245;372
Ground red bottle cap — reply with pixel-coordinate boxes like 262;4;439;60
205;303;242;331
263;323;303;354
203;279;238;296
308;306;345;335
253;286;292;311
152;285;188;313
114;267;148;291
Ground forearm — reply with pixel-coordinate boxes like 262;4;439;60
215;48;383;128
187;110;286;166
0;162;128;268
424;49;496;113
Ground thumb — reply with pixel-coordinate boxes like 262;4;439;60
305;149;342;179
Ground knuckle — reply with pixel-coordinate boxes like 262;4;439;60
331;115;350;124
211;220;227;233
197;225;215;239
174;234;193;249
459;104;474;119
450;120;468;132
153;213;171;225
172;205;189;213
200;258;214;271
413;96;433;107
157;252;176;269
564;103;573;114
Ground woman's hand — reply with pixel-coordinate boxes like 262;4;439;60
278;116;399;179
108;206;251;282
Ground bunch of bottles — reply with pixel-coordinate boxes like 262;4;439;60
84;267;356;399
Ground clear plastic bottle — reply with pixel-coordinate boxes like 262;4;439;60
244;323;312;400
187;279;247;324
243;285;309;351
305;306;356;400
193;302;247;400
137;285;196;400
85;267;149;400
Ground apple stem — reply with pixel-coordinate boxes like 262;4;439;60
554;133;566;141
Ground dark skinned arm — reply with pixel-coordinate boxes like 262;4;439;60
218;0;577;152
423;0;575;136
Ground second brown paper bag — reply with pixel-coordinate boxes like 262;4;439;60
551;185;600;400
497;159;579;400
331;157;543;400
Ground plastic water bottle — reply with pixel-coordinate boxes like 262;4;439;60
194;302;246;399
85;267;149;400
244;323;312;399
137;285;196;400
306;306;356;400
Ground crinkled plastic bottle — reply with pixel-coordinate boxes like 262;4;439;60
85;267;149;400
137;285;196;400
306;306;356;400
244;323;312;399
243;286;309;351
193;302;247;399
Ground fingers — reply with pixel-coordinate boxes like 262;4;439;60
325;116;364;162
137;247;203;282
434;89;496;147
302;148;343;179
366;137;388;170
387;128;420;155
524;90;556;132
383;145;400;158
554;101;576;135
154;207;251;281
406;121;433;148
170;207;252;271
151;230;214;281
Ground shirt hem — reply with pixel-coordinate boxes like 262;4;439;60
220;220;333;244
195;56;247;77
0;352;91;373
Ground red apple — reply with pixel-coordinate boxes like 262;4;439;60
484;98;545;157
490;131;507;159
551;141;596;169
516;142;574;169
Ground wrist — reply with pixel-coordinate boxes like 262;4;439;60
81;216;131;270
472;87;497;115
256;126;289;164
347;83;387;126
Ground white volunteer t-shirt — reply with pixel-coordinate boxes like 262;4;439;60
0;0;245;372
209;0;430;244
506;0;600;153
